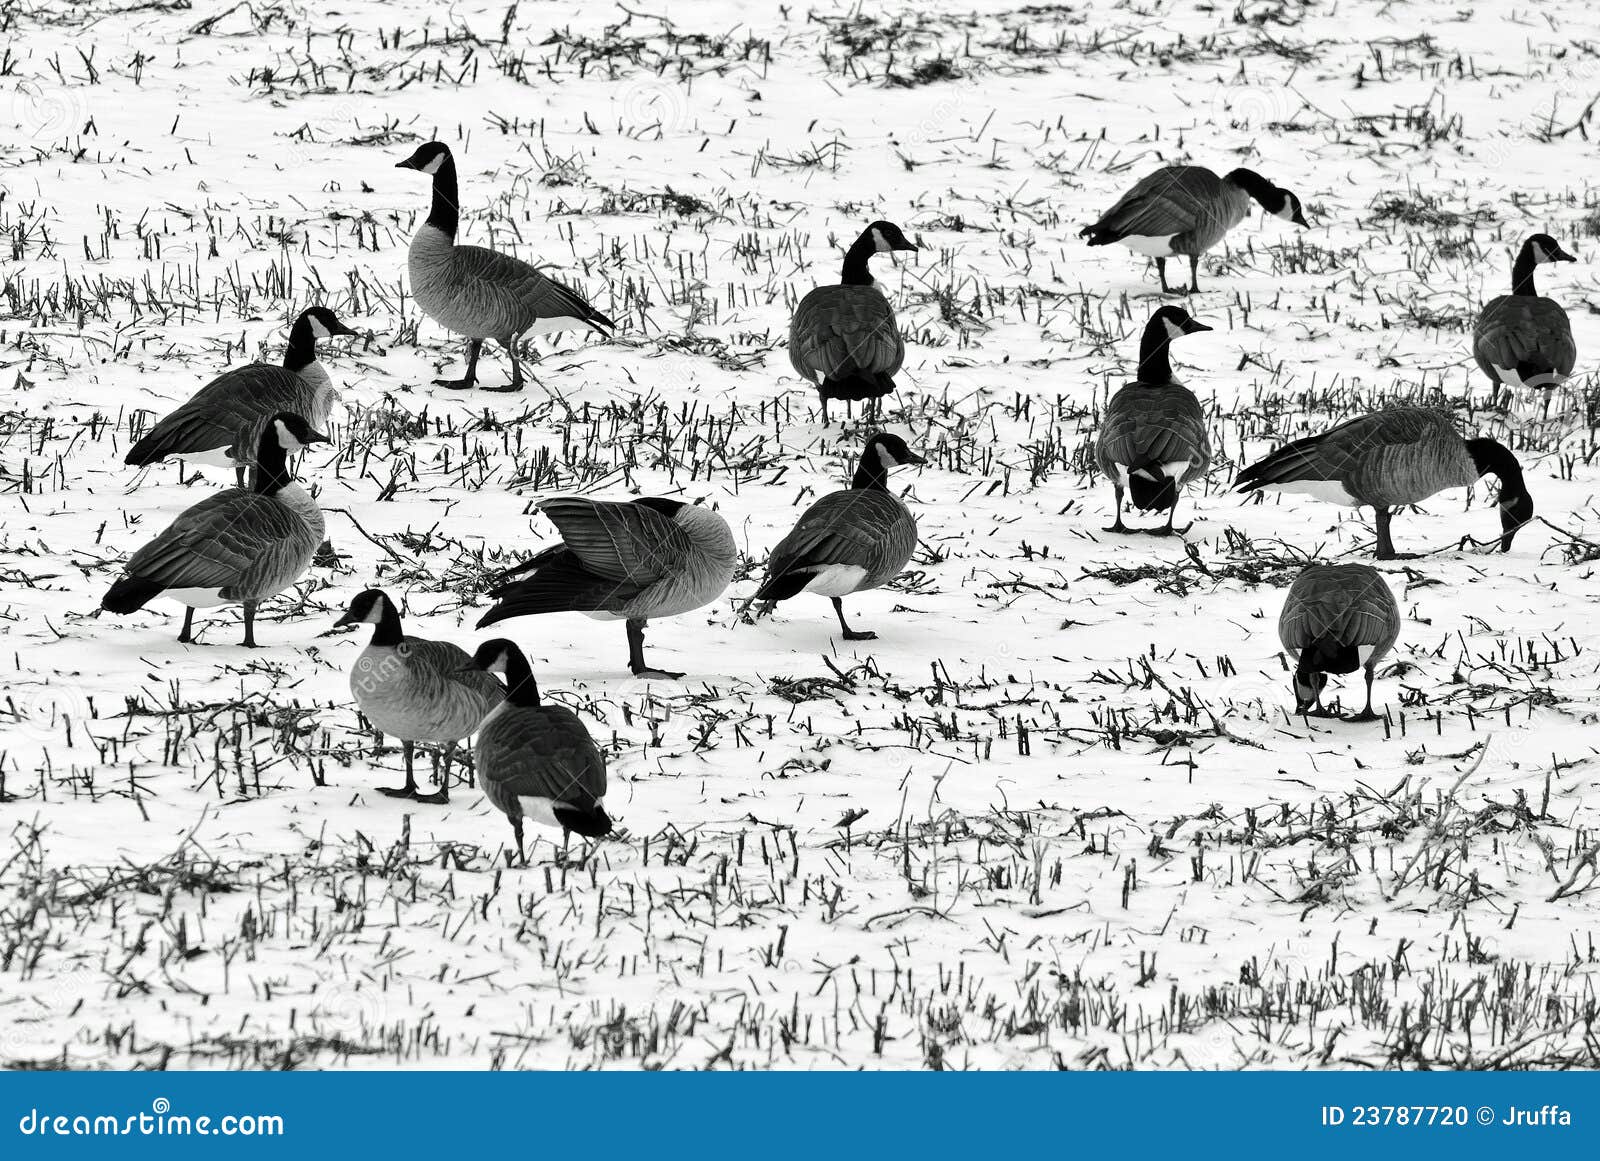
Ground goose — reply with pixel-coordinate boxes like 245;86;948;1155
1095;305;1213;534
1472;233;1576;406
1234;408;1533;560
477;497;736;679
1278;563;1400;721
463;638;610;863
333;589;505;803
125;307;356;487
751;432;925;640
790;221;919;423
1079;166;1308;293
395;141;614;392
101;413;329;645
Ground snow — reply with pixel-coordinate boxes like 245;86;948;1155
1;0;1598;1069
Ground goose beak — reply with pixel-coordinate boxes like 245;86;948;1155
333;611;358;628
1554;246;1578;263
1291;208;1310;228
395;158;418;170
904;451;928;465
1183;320;1214;335
308;430;332;445
331;320;360;337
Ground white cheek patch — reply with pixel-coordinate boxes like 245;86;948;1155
421;154;446;176
310;317;331;340
876;444;898;472
1163;319;1184;343
871;228;890;253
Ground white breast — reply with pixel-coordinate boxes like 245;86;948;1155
800;564;870;598
162;587;228;609
1118;235;1178;257
175;446;244;469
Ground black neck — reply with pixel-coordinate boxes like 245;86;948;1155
367;602;404;647
1137;322;1177;384
282;314;318;372
427;155;460;237
502;649;540;708
840;231;876;286
252;431;292;494
1466;438;1527;497
851;448;890;490
1225;168;1275;208
1510;246;1539;297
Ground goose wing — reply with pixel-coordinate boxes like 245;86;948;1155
449;245;614;335
1473;296;1576;384
479;705;606;808
126;365;310;465
1081;167;1223;242
122;491;311;593
1280;566;1400;656
756;490;917;598
789;286;905;382
1098;384;1212;481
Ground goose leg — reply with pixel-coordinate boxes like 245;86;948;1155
379;739;420;798
435;339;482;390
1156;258;1171;294
1345;667;1382;723
414;740;453;805
234;464;247;489
820;396;831;425
1104;483;1131;534
627;618;684;680
1372;508;1417;560
177;606;196;644
1187;254;1200;294
833;597;876;642
511;816;525;867
241;600;259;648
482;334;525;393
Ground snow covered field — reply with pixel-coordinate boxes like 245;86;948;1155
3;0;1600;1069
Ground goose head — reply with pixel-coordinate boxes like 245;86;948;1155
1292;670;1328;714
334;588;392;628
299;306;359;341
266;412;330;454
1149;305;1212;344
1526;233;1576;265
466;638;520;676
1226;169;1309;227
864;220;919;254
395;141;453;176
866;432;927;471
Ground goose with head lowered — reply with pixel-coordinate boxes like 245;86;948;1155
1234;408;1532;560
395;141;614;392
751;432;925;640
462;639;610;864
1278;563;1400;722
101;413;329;645
1080;166;1308;293
1473;233;1577;408
125;307;356;487
334;589;505;803
477;497;736;679
790;221;919;423
1095;305;1213;534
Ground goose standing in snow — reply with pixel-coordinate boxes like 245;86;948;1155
751;432;925;640
395;141;614;392
477;497;736;679
125;307;356;487
1473;233;1576;408
101;413;328;645
1095;305;1213;534
464;639;610;863
790;221;919;423
1234;408;1533;559
334;589;505;803
1080;166;1308;293
1278;563;1401;721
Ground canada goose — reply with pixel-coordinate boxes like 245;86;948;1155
125;307;356;487
1095;306;1213;534
395;142;614;392
101;413;329;645
463;639;610;863
752;432;925;640
1278;563;1400;721
1080;166;1308;293
477;497;736;679
1473;233;1576;406
334;589;505;803
790;221;919;423
1234;408;1532;560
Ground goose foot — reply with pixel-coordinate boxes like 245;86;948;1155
376;786;416;799
1103;523;1136;535
842;629;878;641
630;667;685;680
1343;710;1384;723
479;381;523;394
412;788;449;805
433;377;477;390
